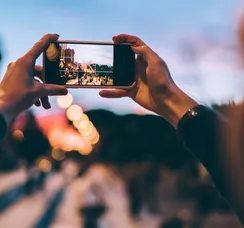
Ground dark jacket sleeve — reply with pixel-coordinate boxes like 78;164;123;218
176;106;244;221
177;106;225;178
0;114;7;143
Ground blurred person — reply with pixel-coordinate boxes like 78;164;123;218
51;163;138;228
87;164;138;228
0;34;68;142
99;15;244;224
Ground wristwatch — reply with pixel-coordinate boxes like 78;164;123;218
176;105;213;141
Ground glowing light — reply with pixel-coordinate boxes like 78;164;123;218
48;128;63;147
78;143;93;155
12;130;24;141
90;132;100;145
79;122;94;136
78;119;92;132
57;93;73;109
60;133;78;152
66;105;83;121
76;139;87;151
73;114;89;129
37;158;52;172
51;147;65;161
83;128;98;142
84;130;100;145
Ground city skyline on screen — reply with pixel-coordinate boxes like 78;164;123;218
0;0;243;115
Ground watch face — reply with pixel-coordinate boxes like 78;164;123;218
189;109;198;116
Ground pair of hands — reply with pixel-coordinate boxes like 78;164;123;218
0;33;197;128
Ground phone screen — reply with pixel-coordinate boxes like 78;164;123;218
43;41;135;87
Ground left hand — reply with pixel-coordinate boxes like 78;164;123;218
0;34;68;123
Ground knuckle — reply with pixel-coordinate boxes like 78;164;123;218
34;40;45;50
7;62;15;69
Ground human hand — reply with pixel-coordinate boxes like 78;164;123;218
100;34;198;128
0;34;68;124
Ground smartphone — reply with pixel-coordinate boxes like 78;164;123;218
43;40;136;88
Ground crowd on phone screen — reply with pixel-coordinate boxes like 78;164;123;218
59;61;112;86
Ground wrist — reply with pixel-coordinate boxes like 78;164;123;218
158;86;199;128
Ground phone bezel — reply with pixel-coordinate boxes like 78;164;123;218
43;40;136;89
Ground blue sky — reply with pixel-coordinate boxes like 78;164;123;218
0;0;243;115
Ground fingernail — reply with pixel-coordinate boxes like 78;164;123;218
53;34;60;37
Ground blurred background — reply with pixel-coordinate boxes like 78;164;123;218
0;0;244;227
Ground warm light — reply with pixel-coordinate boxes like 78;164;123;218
79;122;94;136
66;105;83;121
57;93;73;109
76;139;87;151
51;147;65;161
78;143;93;155
48;128;63;147
37;158;52;172
90;132;100;145
60;133;78;152
78;119;92;132
12;130;24;141
73;114;89;129
83;128;98;142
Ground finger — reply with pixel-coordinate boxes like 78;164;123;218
24;34;59;62
40;96;51;109
132;45;159;64
35;99;41;107
35;83;68;97
34;65;44;82
99;89;129;98
112;34;145;46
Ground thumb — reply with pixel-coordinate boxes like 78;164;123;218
37;84;68;97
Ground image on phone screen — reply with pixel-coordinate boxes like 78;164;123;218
43;42;135;87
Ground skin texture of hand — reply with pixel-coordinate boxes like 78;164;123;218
0;34;68;124
99;34;198;128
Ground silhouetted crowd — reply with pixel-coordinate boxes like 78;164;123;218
0;105;241;228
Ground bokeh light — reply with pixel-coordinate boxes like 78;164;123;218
37;157;52;172
51;147;65;161
66;104;83;121
78;142;93;155
79;122;94;136
73;114;89;129
57;93;73;109
12;130;24;141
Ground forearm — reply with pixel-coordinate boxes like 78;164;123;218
173;102;244;223
158;86;244;222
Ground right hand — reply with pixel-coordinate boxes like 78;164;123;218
100;34;198;128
